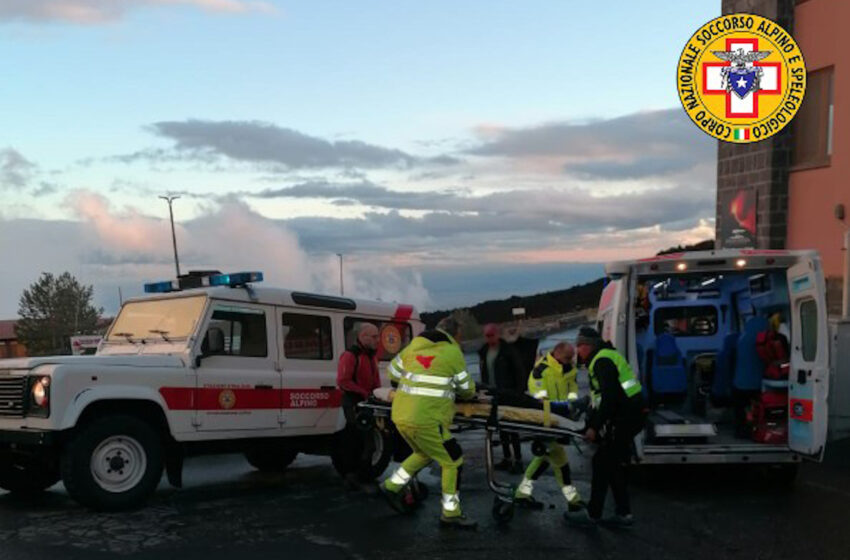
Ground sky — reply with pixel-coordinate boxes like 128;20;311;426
0;0;720;317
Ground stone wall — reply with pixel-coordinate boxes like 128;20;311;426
716;0;796;250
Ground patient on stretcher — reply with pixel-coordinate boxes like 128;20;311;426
371;387;585;430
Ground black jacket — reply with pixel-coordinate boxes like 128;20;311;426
478;339;526;393
587;342;646;432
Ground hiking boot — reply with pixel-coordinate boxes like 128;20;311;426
567;500;587;513
439;514;478;530
514;495;545;510
600;514;635;529
564;508;599;528
379;484;409;514
509;460;525;475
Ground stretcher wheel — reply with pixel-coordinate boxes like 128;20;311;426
410;478;430;503
531;439;548;457
492;495;515;524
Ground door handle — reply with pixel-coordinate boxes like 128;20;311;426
255;384;273;390
797;370;807;385
320;385;336;391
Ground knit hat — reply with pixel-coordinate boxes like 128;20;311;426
576;327;602;348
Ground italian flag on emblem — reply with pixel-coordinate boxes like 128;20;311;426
734;128;750;140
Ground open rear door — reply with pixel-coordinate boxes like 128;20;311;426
787;257;829;460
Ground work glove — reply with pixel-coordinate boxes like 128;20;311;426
566;395;591;421
569;395;590;414
549;401;571;417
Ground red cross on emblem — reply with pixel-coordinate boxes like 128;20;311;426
702;38;782;118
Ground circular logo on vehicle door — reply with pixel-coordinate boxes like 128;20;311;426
218;389;236;410
676;13;806;143
381;324;402;354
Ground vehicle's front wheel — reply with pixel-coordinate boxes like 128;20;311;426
60;415;163;511
0;457;60;495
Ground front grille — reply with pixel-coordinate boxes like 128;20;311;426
0;376;26;417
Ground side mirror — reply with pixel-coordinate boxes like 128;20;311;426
197;327;226;367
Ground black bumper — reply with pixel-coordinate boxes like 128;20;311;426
0;429;56;446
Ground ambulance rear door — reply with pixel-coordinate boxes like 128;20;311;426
787;256;829;460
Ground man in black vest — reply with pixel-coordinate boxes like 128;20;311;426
478;323;526;473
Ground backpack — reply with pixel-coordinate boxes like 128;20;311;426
755;330;790;380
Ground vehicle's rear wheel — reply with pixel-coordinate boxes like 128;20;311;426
0;457;60;495
244;447;298;472
60;415;163;511
332;426;394;482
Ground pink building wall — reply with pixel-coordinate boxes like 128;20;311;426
786;0;849;279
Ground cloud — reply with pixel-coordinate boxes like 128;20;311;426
38;190;430;312
0;148;37;190
0;0;275;24
118;120;461;171
467;108;713;180
252;180;712;234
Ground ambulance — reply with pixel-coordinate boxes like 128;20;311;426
0;271;423;510
597;249;829;478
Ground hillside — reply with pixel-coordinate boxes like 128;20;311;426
420;240;715;329
420;278;605;329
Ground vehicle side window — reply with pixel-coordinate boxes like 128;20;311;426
205;306;268;358
343;318;413;361
282;313;333;360
799;299;818;361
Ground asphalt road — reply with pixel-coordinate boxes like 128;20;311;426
2;435;850;560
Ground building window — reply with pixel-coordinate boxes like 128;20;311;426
282;313;333;360
793;67;834;169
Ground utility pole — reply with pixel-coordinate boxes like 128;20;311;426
159;195;182;278
336;253;344;296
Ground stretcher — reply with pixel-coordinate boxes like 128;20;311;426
356;387;587;524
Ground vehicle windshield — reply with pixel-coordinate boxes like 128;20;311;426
107;296;207;342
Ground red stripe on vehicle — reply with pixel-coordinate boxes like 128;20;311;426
282;389;342;409
159;387;340;410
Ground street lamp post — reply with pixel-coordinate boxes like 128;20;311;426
159;195;181;278
336;253;344;296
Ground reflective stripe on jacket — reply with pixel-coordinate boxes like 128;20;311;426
527;352;579;402
390;329;475;427
588;348;642;407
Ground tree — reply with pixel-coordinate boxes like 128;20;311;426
16;272;102;356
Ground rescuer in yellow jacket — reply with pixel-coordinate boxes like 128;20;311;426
514;342;585;511
381;317;477;529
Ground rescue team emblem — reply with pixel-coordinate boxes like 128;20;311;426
381;324;402;354
218;389;236;410
677;13;806;143
416;355;436;369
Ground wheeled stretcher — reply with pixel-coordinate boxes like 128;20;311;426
356;388;587;523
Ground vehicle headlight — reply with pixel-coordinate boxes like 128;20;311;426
30;376;51;410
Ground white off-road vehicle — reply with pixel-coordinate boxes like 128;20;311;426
0;271;422;510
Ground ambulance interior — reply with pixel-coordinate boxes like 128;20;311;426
634;270;792;446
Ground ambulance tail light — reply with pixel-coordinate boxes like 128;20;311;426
209;271;264;287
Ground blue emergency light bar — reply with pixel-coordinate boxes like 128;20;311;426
208;271;264;287
144;280;179;293
143;271;263;293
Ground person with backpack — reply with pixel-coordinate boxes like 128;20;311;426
336;322;382;488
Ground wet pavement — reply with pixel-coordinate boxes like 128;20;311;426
2;434;850;560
